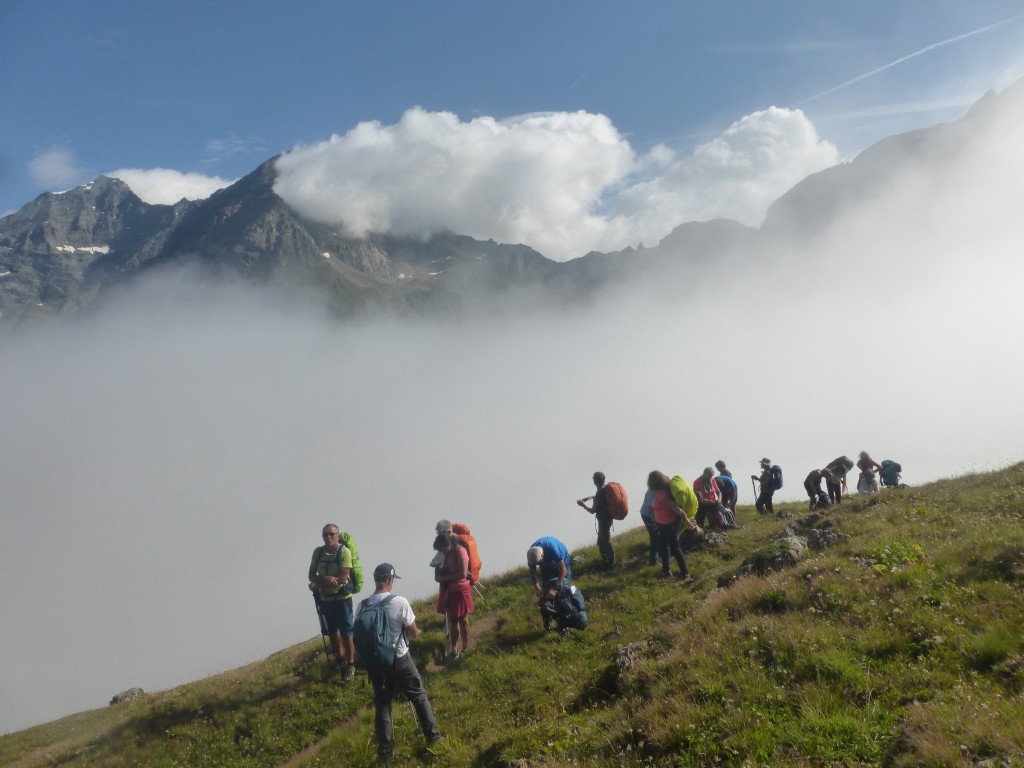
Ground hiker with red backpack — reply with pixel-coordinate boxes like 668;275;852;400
433;530;473;662
577;471;627;569
693;467;724;530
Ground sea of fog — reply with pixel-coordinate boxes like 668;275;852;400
2;125;1024;733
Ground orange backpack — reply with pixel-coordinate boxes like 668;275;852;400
604;482;629;520
451;523;483;585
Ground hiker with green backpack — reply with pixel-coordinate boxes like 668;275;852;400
353;563;444;763
308;524;359;681
648;471;699;580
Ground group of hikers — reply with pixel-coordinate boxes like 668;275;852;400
306;452;904;761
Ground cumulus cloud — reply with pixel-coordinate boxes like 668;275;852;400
107;167;235;204
618;107;839;234
273;106;838;260
28;147;87;188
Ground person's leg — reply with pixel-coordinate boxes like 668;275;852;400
597;514;614;567
370;668;394;758
695;502;708;529
644;518;660;565
755;489;767;514
340;597;356;672
765;489;775;515
457;617;470;653
666;519;689;577
656;523;672;576
394;653;442;743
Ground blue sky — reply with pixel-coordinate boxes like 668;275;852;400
2;2;1023;257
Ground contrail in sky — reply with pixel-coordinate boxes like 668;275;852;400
795;13;1024;106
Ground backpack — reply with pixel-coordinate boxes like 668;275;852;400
339;532;363;593
828;456;855;474
603;482;629;520
668;475;699;520
353;595;400;670
451;523;483;585
771;465;784;491
879;460;902;487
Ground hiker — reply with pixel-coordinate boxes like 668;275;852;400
355;563;444;762
429;519;453;568
716;468;738;515
752;458;777;516
433;530;473;661
693;467;723;529
527;536;572;597
576;471;614;569
539;578;589;632
308;524;356;680
880;459;904;488
824;456;853;504
803;469;830;510
648;470;697;580
857;451;883;494
638;486;661;566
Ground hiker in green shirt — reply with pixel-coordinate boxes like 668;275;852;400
308;524;356;680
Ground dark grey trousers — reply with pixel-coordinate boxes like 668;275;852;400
368;652;441;757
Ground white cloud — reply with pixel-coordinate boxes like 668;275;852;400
273;106;838;260
107;168;235;205
617;107;840;232
28;147;87;188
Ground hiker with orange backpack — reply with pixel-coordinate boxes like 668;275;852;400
433;530;473;662
577;471;627;569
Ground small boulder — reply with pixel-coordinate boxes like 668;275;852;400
109;687;144;705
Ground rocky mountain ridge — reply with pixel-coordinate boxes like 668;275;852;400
2;79;1020;325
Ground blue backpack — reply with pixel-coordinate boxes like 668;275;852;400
771;465;784;490
353;596;401;670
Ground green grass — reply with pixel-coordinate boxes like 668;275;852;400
4;463;1024;766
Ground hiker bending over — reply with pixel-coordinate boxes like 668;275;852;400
539;578;589;632
803;469;830;510
576;471;614;569
857;451;882;494
355;564;443;762
648;470;697;580
308;523;356;681
752;458;776;516
638;487;661;566
715;469;738;516
527;536;572;598
693;467;723;530
433;530;473;662
824;456;853;504
429;519;453;569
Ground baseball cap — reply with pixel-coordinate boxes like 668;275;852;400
373;563;401;582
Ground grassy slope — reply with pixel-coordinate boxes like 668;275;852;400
4;464;1024;767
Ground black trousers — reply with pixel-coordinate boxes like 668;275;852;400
655;519;689;577
755;487;775;515
596;513;614;566
368;652;441;757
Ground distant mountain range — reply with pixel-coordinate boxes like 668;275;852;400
1;80;1020;326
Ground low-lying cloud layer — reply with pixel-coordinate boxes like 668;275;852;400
2;90;1023;735
273;107;839;260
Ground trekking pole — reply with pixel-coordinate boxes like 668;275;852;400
312;593;332;673
751;477;758;499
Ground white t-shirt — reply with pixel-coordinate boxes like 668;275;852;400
356;591;415;658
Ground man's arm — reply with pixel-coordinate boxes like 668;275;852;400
556;559;567;583
405;621;421;640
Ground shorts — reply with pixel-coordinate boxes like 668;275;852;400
321;596;354;637
438;580;474;620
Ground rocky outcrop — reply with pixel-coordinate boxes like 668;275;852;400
109;687;144;705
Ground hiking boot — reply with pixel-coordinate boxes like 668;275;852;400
342;664;356;682
446;649;461;663
657;572;674;579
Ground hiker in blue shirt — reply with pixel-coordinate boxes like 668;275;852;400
527;536;571;598
715;472;738;516
638;488;660;566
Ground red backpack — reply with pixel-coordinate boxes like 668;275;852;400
451;523;483;585
604;482;629;520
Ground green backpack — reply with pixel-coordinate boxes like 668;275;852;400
669;475;699;521
339;532;363;594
